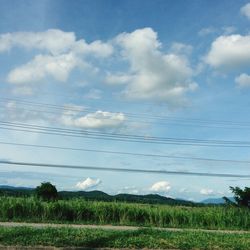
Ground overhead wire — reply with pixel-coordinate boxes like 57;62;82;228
0;160;249;178
1;97;250;127
1;140;250;164
1;94;250;180
1;121;250;147
0;97;250;178
1;104;250;130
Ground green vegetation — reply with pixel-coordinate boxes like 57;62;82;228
0;186;33;197
223;186;250;208
0;184;249;249
35;182;58;201
0;196;249;230
0;226;249;249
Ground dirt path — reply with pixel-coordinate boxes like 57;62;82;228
0;222;249;234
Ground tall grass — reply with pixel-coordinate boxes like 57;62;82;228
0;196;249;230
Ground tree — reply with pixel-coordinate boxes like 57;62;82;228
35;182;58;201
225;186;250;208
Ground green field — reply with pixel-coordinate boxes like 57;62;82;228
0;226;249;249
0;196;249;230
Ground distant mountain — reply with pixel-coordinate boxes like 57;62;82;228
114;193;194;206
2;185;228;206
60;190;113;201
201;197;235;204
0;185;33;190
0;185;34;196
60;190;195;205
0;185;197;206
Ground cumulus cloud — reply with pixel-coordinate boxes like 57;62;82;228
61;110;126;129
150;181;171;193
235;73;250;88
0;29;113;56
76;177;101;190
0;29;75;54
7;53;81;84
111;27;196;105
170;42;193;55
105;73;133;85
241;3;250;20
2;28;197;105
74;39;113;58
205;34;250;70
1;29;113;84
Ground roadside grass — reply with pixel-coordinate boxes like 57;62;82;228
0;226;249;249
0;196;249;230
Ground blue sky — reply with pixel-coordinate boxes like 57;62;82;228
0;0;250;201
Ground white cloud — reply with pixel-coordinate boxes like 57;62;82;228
7;53;81;84
198;26;236;37
74;39;113;58
170;42;193;55
113;28;196;105
61;110;126;129
105;73;133;85
0;29;113;57
235;73;250;88
3;28;196;104
76;177;101;190
0;34;12;52
150;181;171;193
200;188;215;196
205;34;250;70
241;3;250;20
0;29;75;55
2;29;113;84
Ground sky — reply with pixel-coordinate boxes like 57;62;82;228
0;0;250;201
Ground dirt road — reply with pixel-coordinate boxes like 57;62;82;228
0;221;249;234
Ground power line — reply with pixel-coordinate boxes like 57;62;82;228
0;106;170;128
0;160;249;178
2;97;250;127
1;140;250;164
1;121;250;147
0;120;249;144
1;104;250;130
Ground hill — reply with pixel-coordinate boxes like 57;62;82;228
0;185;34;196
202;197;235;204
0;185;195;206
